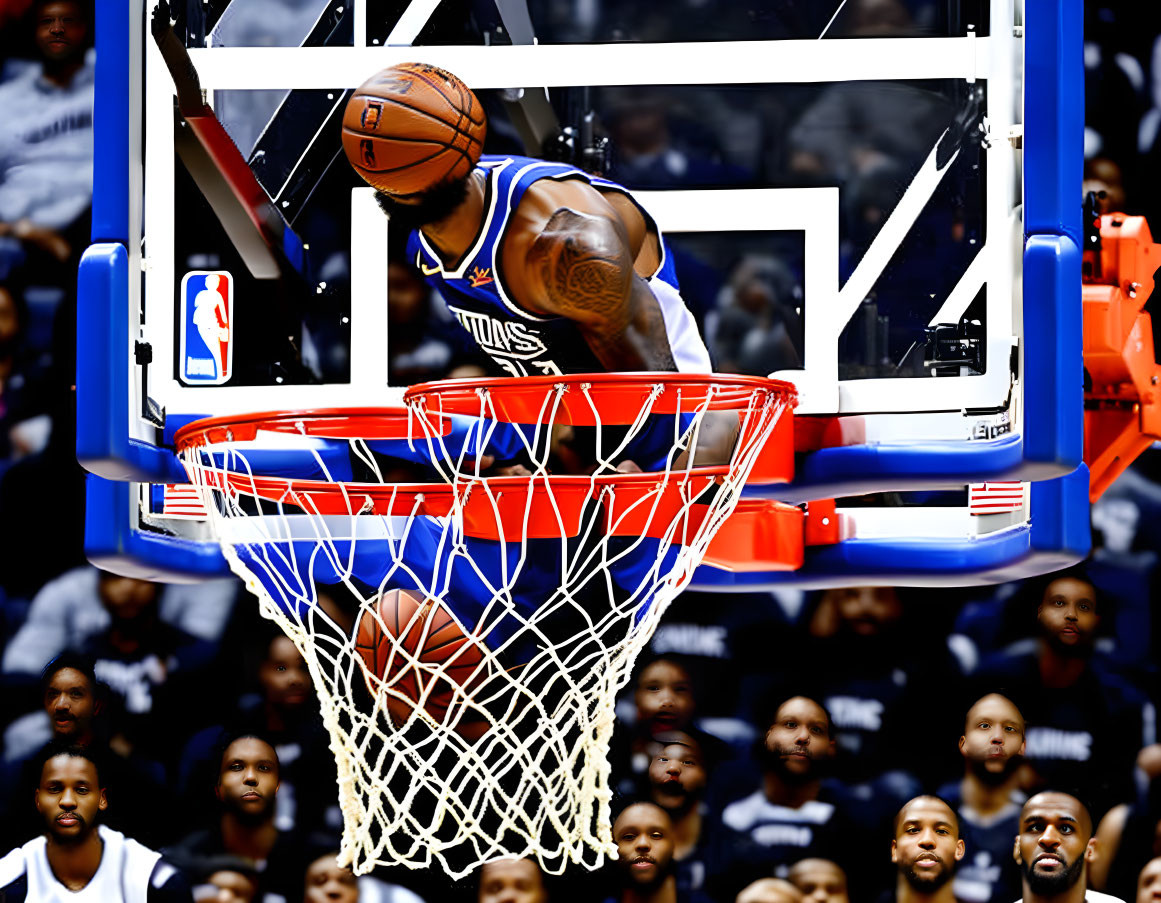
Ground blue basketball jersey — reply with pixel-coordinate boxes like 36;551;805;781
406;155;709;376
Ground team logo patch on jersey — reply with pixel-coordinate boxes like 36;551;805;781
180;271;233;385
468;266;494;288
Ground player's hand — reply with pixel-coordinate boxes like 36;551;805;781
470;454;532;477
150;0;173;41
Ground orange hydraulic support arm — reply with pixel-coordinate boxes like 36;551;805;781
1082;212;1161;500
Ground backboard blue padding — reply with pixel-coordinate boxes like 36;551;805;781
90;0;130;244
1023;0;1083;246
687;529;1081;591
84;476;232;581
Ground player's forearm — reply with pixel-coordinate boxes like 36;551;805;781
580;278;677;372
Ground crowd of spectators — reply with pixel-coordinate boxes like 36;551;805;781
4;1;1161;902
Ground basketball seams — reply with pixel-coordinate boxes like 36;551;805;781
349;145;452;176
345;98;484;150
398;65;486;128
349;91;465;133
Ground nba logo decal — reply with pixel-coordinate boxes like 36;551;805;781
180;271;233;384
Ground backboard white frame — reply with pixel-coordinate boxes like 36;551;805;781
135;1;1021;441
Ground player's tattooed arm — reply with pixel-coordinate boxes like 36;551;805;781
525;208;677;372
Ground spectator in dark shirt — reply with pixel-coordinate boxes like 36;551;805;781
971;570;1149;810
720;697;852;886
477;858;547;903
889;796;964;903
737;878;805;903
165;732;304;903
177;625;335;834
195;862;260;903
787;859;850;903
75;573;215;764
303;851;359;903
612;654;712;798
0;742;192;901
0;0;95;280
936;693;1026;903
646;730;743;901
604;801;712;903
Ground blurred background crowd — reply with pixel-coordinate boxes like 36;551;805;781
2;0;1161;901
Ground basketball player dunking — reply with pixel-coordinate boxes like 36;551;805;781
342;63;712;380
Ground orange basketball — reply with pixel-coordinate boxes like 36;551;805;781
355;589;483;724
342;63;486;197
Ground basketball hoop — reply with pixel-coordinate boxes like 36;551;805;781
175;373;796;877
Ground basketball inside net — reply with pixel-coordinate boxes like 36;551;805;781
354;589;484;726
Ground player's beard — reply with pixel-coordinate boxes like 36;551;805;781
374;176;471;231
1023;855;1085;894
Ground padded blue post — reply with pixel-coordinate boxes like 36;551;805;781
90;0;131;244
1029;464;1092;558
1023;0;1084;246
76;244;186;482
1021;234;1084;472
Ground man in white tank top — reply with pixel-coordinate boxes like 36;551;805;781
0;744;192;902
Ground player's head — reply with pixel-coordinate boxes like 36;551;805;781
33;0;90;66
633;655;696;735
34;743;106;845
788;858;850;903
823;585;903;639
736;877;805;903
613;802;675;892
258;630;312;711
647;731;707;816
1014;792;1096;896
40;652;102;743
304;851;359;903
1035;569;1100;655
1138;857;1161;902
373;179;475;232
345;63;484;220
477;858;548;903
890;796;964;892
763;696;835;782
214;732;280;824
96;571;160;624
959;692;1025;783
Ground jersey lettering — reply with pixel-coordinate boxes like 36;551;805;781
449;306;563;375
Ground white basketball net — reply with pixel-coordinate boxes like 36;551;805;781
178;376;791;878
